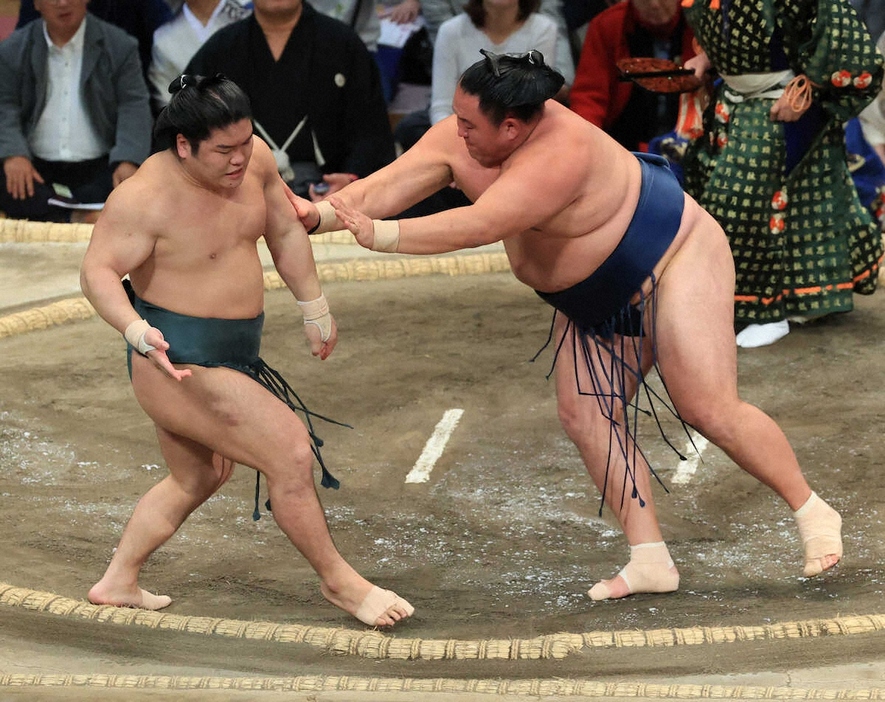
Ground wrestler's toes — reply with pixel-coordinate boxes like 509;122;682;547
804;553;841;578
375;609;397;627
588;575;631;601
354;586;414;628
140;590;173;610
376;603;414;627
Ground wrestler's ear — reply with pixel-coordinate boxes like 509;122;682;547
175;133;192;160
501;117;523;141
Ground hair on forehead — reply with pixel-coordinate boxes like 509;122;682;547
459;50;564;126
153;74;253;152
463;0;540;29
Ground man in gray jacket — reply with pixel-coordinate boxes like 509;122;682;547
0;0;152;222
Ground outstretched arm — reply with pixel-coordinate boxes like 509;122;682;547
296;110;582;255
331;122;584;254
259;141;337;360
287;117;460;233
80;181;191;381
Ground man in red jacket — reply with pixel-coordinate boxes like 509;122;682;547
570;0;694;151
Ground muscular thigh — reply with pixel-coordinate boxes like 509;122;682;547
154;426;235;494
554;314;652;421
652;211;740;409
131;355;310;471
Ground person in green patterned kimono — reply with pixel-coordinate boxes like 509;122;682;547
681;0;884;348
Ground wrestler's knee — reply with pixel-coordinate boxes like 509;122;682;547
676;398;741;447
260;440;316;484
161;470;220;507
557;394;615;447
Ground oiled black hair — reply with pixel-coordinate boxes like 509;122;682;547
153;74;252;153
459;50;564;126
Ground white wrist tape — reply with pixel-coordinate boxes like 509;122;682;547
297;294;332;341
124;319;156;355
309;200;337;235
372;219;400;253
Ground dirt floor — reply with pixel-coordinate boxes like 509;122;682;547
1;267;885;699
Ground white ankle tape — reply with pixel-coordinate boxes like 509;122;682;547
124;319;156;355
629;542;674;565
793;491;818;518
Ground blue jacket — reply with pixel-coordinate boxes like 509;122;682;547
0;14;152;166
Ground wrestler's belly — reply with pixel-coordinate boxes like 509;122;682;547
505;231;622;292
506;205;694;301
131;270;266;319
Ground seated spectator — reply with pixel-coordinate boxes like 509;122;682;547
374;0;426;103
429;0;571;125
421;0;571;77
149;0;252;112
0;0;152;223
186;0;395;201
560;0;611;65
308;0;423;103
309;0;380;52
570;0;694;152
17;0;173;80
847;116;885;232
854;30;885;286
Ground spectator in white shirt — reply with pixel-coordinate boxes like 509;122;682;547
149;0;253;113
0;0;152;222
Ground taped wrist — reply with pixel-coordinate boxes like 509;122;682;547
372;219;400;253
124;319;156;355
308;200;337;235
297;294;332;341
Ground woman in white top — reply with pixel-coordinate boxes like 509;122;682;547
429;0;571;124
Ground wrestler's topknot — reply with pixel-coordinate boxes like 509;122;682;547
154;74;252;153
459;49;565;125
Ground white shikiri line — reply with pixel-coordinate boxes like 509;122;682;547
405;409;465;484
671;430;708;485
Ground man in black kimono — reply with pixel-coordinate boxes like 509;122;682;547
185;0;396;200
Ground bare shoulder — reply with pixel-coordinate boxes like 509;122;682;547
512;104;618;183
392;115;461;182
419;115;462;159
249;136;281;188
92;152;178;241
532;103;596;154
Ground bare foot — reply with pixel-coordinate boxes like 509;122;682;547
794;492;842;577
88;582;172;611
321;581;414;627
588;542;679;601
